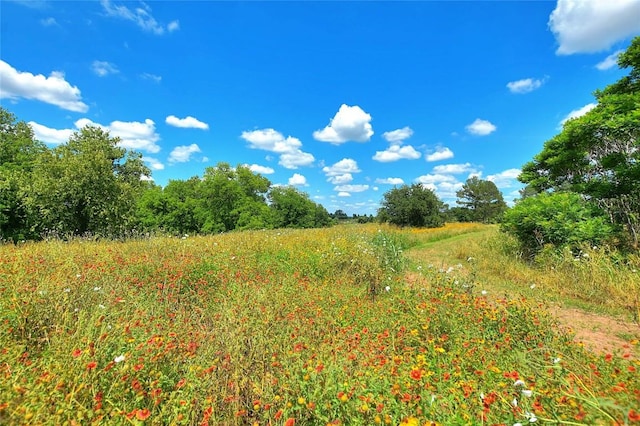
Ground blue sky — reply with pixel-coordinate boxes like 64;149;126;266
2;0;640;215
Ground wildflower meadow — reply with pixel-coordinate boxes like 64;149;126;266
1;224;638;425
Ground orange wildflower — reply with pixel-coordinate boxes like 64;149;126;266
136;408;151;421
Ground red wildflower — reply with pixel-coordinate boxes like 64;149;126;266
87;361;97;370
284;418;295;426
136;408;151;421
176;378;186;389
410;368;423;380
72;349;82;358
629;409;640;422
274;409;283;420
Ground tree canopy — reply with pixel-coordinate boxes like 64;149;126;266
455;177;507;223
378;184;444;228
519;36;640;247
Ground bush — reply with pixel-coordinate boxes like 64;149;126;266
501;192;618;258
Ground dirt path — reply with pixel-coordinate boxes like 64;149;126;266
404;232;640;356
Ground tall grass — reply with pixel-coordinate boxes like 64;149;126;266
1;224;638;425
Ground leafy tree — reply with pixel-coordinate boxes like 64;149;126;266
0;108;47;241
269;186;331;228
520;36;640;247
378;184;444;227
24;126;150;237
455;177;507;223
501;192;617;258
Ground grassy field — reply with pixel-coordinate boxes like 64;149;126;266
1;224;639;425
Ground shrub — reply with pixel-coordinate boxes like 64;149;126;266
501;192;618;258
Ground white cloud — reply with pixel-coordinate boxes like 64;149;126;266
142;157;165;170
40;17;58;27
28;121;74;144
0;60;88;112
432;163;476;174
75;117;161;153
506;77;546;94
288;173;307;186
375;177;404;185
372;144;421;162
549;0;640;55
560;103;597;126
334;184;369;193
595;49;624;70
487;168;521;187
168;144;201;163
140;72;161;83
313;104;374;144
415;174;458;185
279;151;315;169
167;20;180;32
327;173;353;185
338;192;351;197
91;60;119;77
425;147;454;162
166;115;209;130
246;164;275;175
466;118;496;136
100;0;179;35
322;158;361;176
382;126;413;143
241;128;314;169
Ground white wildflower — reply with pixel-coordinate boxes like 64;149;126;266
385;286;391;292
521;389;533;397
114;355;125;363
93;286;101;291
514;379;525;387
481;290;488;296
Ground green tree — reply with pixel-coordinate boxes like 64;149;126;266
24;126;150;237
269;186;331;228
501;192;617;258
0;108;47;241
378;184;444;227
455;177;507;223
520;36;640;247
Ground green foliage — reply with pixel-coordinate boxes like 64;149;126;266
0;107;47;242
501;192;618;258
378;184;445;228
455;177;507;223
269;186;332;228
24;126;150;237
520;36;640;247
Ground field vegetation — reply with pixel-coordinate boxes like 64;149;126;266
2;224;638;425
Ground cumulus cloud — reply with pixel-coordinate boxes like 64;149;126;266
372;144;421;162
560;103;597;126
168;144;201;163
334;184;369;193
415;174;458;185
382;126;413;143
549;0;640;55
0;60;88;112
140;72;161;83
241;128;314;169
506;77;546;94
246;164;275;175
166;115;209;130
375;177;404;185
596;49;624;70
327;173;353;185
313;104;374;144
487;168;521;187
466;118;496;136
101;0;180;35
143;157;165;170
338;192;351;197
432;163;476;174
40;17;59;27
28;121;74;144
322;158;361;176
288;173;307;186
92;60;119;77
33;117;162;152
425;147;454;162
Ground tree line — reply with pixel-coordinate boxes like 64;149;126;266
0;111;332;242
